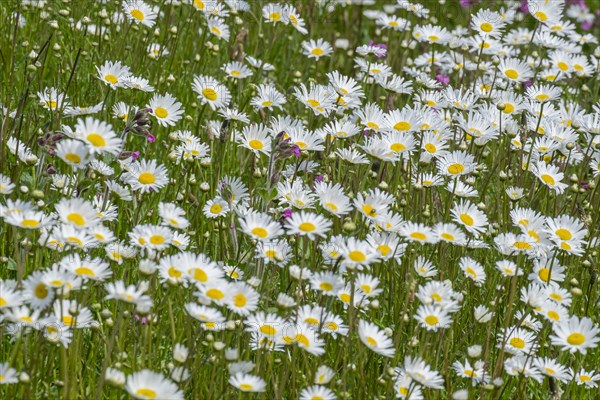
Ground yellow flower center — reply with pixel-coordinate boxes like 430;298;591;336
104;74;118;84
150;235;164;245
65;153;81;163
251;227;268;238
480;22;493;32
233;293;247;307
410;232;427;241
366;336;378;346
206;288;224;300
75;267;95;276
260;325;276;336
311;48;324;56
540;174;555;186
87;133;106;147
130;9;145;21
504;69;519;80
509;337;525;349
135;388;156;399
67;213;85;226
448;163;465;175
168;267;182;278
424;315;439;325
349;251;366;262
390;143;406;152
202;88;218;101
555;228;572;241
567;333;585;346
299;222;316;232
154;107;168;119
320;282;333;291
460;214;474;226
138;172;156;185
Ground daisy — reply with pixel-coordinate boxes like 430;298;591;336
0;362;19;384
300;385;336;400
415;304;452;331
550;315;600;354
129;224;173;251
22;271;54;309
203;197;230;219
105;280;152;305
38;87;68;110
122;159;169;193
55;198;100;230
403;356;444;389
574;369;600;387
60;254;112;281
471;9;506;38
96;60;131;89
125;370;183;400
192;75;231;110
302;38;333;60
250;84;286;110
53;299;96;329
222;61;252;79
358;319;395;357
499;327;538;355
533;161;567;194
239;211;283;241
451;200;488;235
229;373;266;393
459;257;486;285
400;222;438;244
433;222;466;245
236;123;271;156
0;174;15;195
225;282;259;316
55;139;93;169
437;151;477;177
280;322;326;356
285;211;332;239
314;365;335;385
185;303;225;331
74;117;122;155
123;75;155;92
499;58;533;83
148;93;183;127
414;256;438;278
123;0;157;27
206;17;230;41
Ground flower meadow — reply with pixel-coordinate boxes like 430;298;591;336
1;0;600;398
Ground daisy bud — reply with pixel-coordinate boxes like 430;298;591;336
496;103;506;111
32;189;44;199
370;299;379;309
342;221;356;232
226;321;236;330
105;318;114;327
582;260;592;268
484;384;495;391
493;377;503;387
225;348;239;361
53;43;61;51
105;368;125;387
468;345;482;358
19;372;30;383
25;154;38;165
453;390;468;400
49;20;59;29
571;288;583;296
213;341;225;351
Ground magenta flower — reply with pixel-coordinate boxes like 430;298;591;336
282;208;292;218
435;74;450;86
